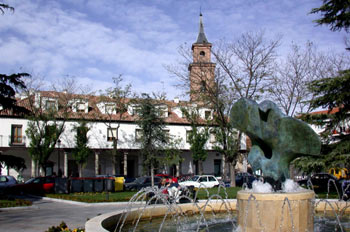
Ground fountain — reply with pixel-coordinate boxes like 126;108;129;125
85;98;350;232
230;98;321;231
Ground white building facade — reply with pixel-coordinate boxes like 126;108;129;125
0;93;248;180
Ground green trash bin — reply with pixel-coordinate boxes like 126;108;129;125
104;178;115;192
115;177;124;191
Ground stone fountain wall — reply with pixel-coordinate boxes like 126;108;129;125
237;190;315;232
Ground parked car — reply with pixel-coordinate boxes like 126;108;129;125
298;173;340;192
155;174;178;183
124;176;162;191
0;175;17;195
11;176;55;195
179;175;220;189
235;172;256;188
177;174;194;182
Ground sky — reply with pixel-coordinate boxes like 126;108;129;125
0;0;347;100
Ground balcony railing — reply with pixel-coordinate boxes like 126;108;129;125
8;135;26;146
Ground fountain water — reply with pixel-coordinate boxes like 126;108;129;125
85;180;350;232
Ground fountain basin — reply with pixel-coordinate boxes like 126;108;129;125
85;196;350;232
86;200;236;232
237;190;314;232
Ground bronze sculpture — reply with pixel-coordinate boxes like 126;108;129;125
230;98;321;189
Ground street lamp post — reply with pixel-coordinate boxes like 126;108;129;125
57;139;61;176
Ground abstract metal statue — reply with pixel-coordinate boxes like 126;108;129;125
230;98;321;189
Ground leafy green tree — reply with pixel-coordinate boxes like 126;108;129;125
294;0;350;174
212;124;240;186
27;119;63;176
275;0;350;174
25;77;79;176
0;73;30;114
0;3;30;114
182;108;209;175
294;70;350;173
137;94;168;186
309;70;350;119
0;154;26;174
310;0;350;32
72;122;91;177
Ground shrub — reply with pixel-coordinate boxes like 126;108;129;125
0;199;32;208
45;221;84;232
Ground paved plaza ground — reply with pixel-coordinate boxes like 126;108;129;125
0;196;130;232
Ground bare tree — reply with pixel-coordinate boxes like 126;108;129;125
213;31;281;101
269;42;350;116
165;43;193;97
325;51;350;76
269;42;323;116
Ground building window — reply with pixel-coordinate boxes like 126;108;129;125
135;129;142;141
45;100;56;110
133;106;141;115
163;129;170;140
159;111;166;118
107;128;117;141
157;106;168;118
200;51;205;56
205;110;211;120
210;131;216;143
105;104;115;114
11;125;22;144
77;102;86;112
186;130;192;143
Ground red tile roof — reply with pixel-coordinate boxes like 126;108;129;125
0;91;211;125
309;107;341;115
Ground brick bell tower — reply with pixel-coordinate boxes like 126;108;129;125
189;13;216;103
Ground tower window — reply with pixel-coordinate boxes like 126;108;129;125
200;80;206;92
200;51;205;56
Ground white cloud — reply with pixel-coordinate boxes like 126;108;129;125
0;0;348;101
0;37;31;65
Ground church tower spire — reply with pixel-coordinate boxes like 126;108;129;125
189;13;216;103
196;13;209;44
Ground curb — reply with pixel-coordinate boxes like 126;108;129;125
0;204;39;211
41;196;146;206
